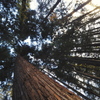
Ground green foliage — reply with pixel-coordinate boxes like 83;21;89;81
17;0;30;23
1;1;100;99
0;0;100;78
0;0;37;71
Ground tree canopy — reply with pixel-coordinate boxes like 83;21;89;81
0;0;100;99
0;0;100;79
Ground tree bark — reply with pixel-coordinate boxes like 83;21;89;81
13;55;82;100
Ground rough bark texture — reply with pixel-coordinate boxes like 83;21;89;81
13;55;82;100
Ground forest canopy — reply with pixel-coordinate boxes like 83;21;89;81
0;0;100;79
0;1;100;100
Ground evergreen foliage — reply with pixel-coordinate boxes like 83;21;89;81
0;0;100;76
0;0;100;99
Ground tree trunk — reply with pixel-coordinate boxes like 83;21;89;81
13;55;82;100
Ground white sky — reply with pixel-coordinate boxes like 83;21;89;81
30;0;100;10
30;0;38;10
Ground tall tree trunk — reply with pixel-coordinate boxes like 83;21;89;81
13;55;82;100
